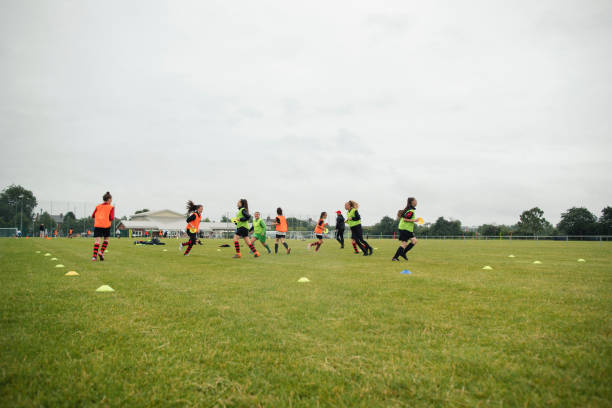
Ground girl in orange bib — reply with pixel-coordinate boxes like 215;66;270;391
91;192;114;261
180;200;203;256
274;207;291;254
307;212;328;252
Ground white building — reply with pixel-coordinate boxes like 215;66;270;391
117;209;235;238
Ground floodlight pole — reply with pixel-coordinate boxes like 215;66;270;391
18;194;24;233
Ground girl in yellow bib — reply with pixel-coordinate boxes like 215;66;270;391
180;200;203;256
345;200;373;256
232;198;260;258
392;197;418;261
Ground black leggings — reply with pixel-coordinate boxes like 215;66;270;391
350;225;371;252
336;229;344;246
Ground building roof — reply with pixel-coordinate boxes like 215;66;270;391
130;209;184;220
118;220;235;232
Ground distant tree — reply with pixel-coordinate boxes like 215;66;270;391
37;212;56;233
478;224;501;236
557;207;598;235
429;217;463;236
0;185;37;232
220;215;231;223
203;217;211;222
135;209;150;214
598;206;612;235
369;216;398;235
63;212;76;221
516;207;550;235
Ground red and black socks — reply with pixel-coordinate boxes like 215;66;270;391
184;243;193;255
92;243;100;259
234;240;241;253
100;240;109;254
352;242;359;253
248;242;257;253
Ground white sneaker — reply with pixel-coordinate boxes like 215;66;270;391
179;242;184;252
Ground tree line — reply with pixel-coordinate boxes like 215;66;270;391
1;184;610;236
365;206;612;236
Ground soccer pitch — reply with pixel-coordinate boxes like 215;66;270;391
0;238;610;407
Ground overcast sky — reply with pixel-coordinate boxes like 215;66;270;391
1;0;611;225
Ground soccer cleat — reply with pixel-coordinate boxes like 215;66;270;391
392;257;399;261
91;257;97;261
267;248;272;254
179;242;183;252
99;254;105;261
368;247;374;256
184;253;189;257
232;254;242;258
254;251;261;258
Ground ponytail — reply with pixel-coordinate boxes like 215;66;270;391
186;200;202;213
102;191;112;202
398;197;416;219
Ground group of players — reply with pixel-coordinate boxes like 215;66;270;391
88;192;419;262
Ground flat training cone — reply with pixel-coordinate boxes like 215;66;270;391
401;270;411;274
298;277;310;283
577;258;586;262
65;271;79;276
533;261;542;264
508;254;516;258
163;249;168;252
44;253;51;256
482;265;493;270
96;285;115;292
55;264;64;268
35;251;41;253
50;257;58;261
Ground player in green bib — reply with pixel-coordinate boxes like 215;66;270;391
249;211;271;254
392;197;418;261
231;198;260;258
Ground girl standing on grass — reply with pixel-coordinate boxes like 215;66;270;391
91;192;114;261
307;212;328;252
250;211;272;254
274;207;291;255
180;200;203;257
392;197;418;261
232;199;260;258
345;200;373;256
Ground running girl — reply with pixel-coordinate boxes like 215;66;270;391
180;200;203;256
307;212;328;252
274;207;291;254
345;200;373;256
392;197;418;261
91;192;114;261
232;199;260;258
250;212;272;254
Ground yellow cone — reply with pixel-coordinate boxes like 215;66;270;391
298;277;310;283
36;251;41;253
65;271;79;276
533;261;542;264
44;253;51;256
55;264;64;268
96;285;115;292
508;254;515;258
50;257;58;261
577;258;586;262
482;265;493;270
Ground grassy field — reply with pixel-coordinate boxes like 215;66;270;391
0;237;610;407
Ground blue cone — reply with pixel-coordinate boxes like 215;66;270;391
401;270;411;275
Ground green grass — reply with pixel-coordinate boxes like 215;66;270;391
0;238;610;407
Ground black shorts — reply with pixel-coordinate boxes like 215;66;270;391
186;230;198;243
399;230;415;241
350;224;363;239
275;233;286;239
94;227;111;238
235;227;249;238
316;234;323;240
